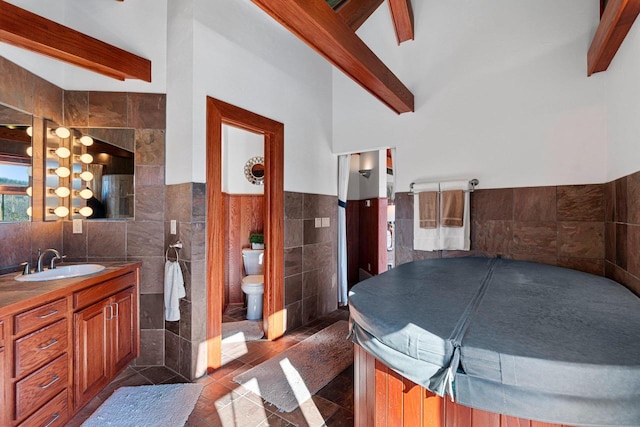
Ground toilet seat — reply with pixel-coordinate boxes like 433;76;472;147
241;274;264;294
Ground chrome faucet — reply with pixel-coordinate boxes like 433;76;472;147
37;248;63;272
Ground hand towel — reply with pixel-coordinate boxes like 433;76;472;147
413;182;440;251
439;181;470;250
418;191;438;229
441;190;464;227
164;260;185;322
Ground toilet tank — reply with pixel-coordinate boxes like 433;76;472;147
242;249;264;275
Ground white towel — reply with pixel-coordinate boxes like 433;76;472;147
413;182;441;251
164;260;185;321
413;180;471;251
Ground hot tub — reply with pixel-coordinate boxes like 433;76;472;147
349;257;640;427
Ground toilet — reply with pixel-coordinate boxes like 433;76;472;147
241;249;264;321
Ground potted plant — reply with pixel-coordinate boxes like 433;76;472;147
249;233;264;250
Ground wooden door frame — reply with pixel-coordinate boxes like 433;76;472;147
206;97;285;371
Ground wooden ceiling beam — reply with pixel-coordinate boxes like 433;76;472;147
252;0;414;114
0;2;151;82
388;0;414;44
336;0;384;31
587;0;640;76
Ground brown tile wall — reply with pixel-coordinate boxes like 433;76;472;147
164;183;206;380
0;56;168;369
284;191;338;331
604;172;640;295
395;184;606;276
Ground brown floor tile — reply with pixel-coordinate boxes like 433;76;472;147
68;309;353;427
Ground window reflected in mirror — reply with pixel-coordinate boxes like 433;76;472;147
0;105;32;222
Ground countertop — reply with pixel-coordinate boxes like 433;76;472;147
0;261;141;317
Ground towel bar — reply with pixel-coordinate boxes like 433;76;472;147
166;241;183;262
409;178;479;195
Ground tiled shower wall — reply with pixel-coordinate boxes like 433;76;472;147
0;56;168;368
284;192;338;330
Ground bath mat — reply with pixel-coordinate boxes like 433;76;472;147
222;320;264;342
82;383;203;427
233;320;353;412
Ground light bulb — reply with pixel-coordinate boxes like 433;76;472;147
54;127;70;139
78;171;94;181
78;206;93;217
78;153;93;164
26;146;32;157
26;187;32;197
54;147;71;158
78;188;93;199
80;135;94;146
54;167;71;178
26;126;32;137
52;206;69;217
51;187;71;198
26;207;32;217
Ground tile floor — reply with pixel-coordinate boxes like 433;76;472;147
68;308;353;427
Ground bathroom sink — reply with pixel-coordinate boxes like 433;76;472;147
15;264;106;282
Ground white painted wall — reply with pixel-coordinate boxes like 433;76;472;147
604;16;640;181
332;1;607;191
222;124;264;194
166;0;336;196
347;154;361;200
0;0;167;93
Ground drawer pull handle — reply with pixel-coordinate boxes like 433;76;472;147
39;375;60;389
106;304;114;321
38;339;59;351
43;413;59;427
37;309;58;319
113;302;119;318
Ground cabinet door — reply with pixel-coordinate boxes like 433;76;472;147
74;299;111;410
111;287;136;373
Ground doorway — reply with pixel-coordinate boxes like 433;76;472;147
206;97;285;371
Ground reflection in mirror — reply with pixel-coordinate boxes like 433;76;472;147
0;105;32;222
74;128;134;219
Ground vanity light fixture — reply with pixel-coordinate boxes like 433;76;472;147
26;146;32;157
79;135;94;146
77;188;93;199
51;147;71;159
26;187;32;197
26;207;32;217
51;166;71;178
49;206;70;217
26;126;32;137
359;169;372;179
53;126;71;139
77;171;94;182
76;206;94;217
49;187;71;198
77;153;94;164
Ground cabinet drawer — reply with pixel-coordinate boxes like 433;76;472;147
18;389;68;427
74;272;135;310
14;299;67;336
15;354;67;421
15;319;68;378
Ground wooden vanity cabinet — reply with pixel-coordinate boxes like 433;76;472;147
73;273;138;411
0;263;140;426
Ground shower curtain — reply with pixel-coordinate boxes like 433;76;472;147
338;154;350;306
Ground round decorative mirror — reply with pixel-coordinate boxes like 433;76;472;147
244;156;265;185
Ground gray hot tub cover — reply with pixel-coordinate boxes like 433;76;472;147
348;257;640;427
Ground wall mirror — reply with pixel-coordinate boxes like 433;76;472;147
0;105;32;222
244;156;265;185
44;125;134;221
73;128;134;220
